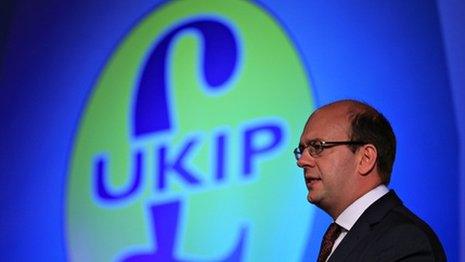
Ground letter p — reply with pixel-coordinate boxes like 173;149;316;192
243;123;283;176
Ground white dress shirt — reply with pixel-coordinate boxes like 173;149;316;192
326;185;389;261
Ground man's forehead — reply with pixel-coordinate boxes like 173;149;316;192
300;105;350;142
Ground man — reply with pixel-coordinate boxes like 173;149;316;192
294;99;445;261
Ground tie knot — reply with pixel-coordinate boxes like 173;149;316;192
318;223;342;262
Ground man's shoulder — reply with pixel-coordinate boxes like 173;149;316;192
378;205;439;244
363;190;438;237
330;191;446;261
384;204;436;233
369;198;446;261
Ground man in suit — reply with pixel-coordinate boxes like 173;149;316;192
294;99;445;261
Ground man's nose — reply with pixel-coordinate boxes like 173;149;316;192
296;152;315;168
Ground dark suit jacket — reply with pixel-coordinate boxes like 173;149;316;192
328;190;446;262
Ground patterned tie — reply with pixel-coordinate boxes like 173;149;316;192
317;222;342;262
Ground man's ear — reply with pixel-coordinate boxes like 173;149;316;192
358;144;377;176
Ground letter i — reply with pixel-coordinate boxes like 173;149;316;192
215;133;227;182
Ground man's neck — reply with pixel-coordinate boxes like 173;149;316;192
335;185;389;230
328;183;385;219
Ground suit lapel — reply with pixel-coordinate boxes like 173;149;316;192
328;190;403;261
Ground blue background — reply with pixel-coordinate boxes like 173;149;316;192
1;0;464;261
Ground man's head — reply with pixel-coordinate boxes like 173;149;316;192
344;101;396;184
296;99;396;218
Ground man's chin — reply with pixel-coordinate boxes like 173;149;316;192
307;192;319;204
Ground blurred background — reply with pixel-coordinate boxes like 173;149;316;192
1;0;464;261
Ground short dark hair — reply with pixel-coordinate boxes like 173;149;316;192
345;100;396;184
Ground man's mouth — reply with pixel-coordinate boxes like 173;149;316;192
306;177;321;186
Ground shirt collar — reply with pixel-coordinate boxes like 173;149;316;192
335;185;389;231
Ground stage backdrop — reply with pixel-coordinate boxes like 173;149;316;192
1;0;464;261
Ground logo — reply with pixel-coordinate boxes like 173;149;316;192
66;1;315;261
